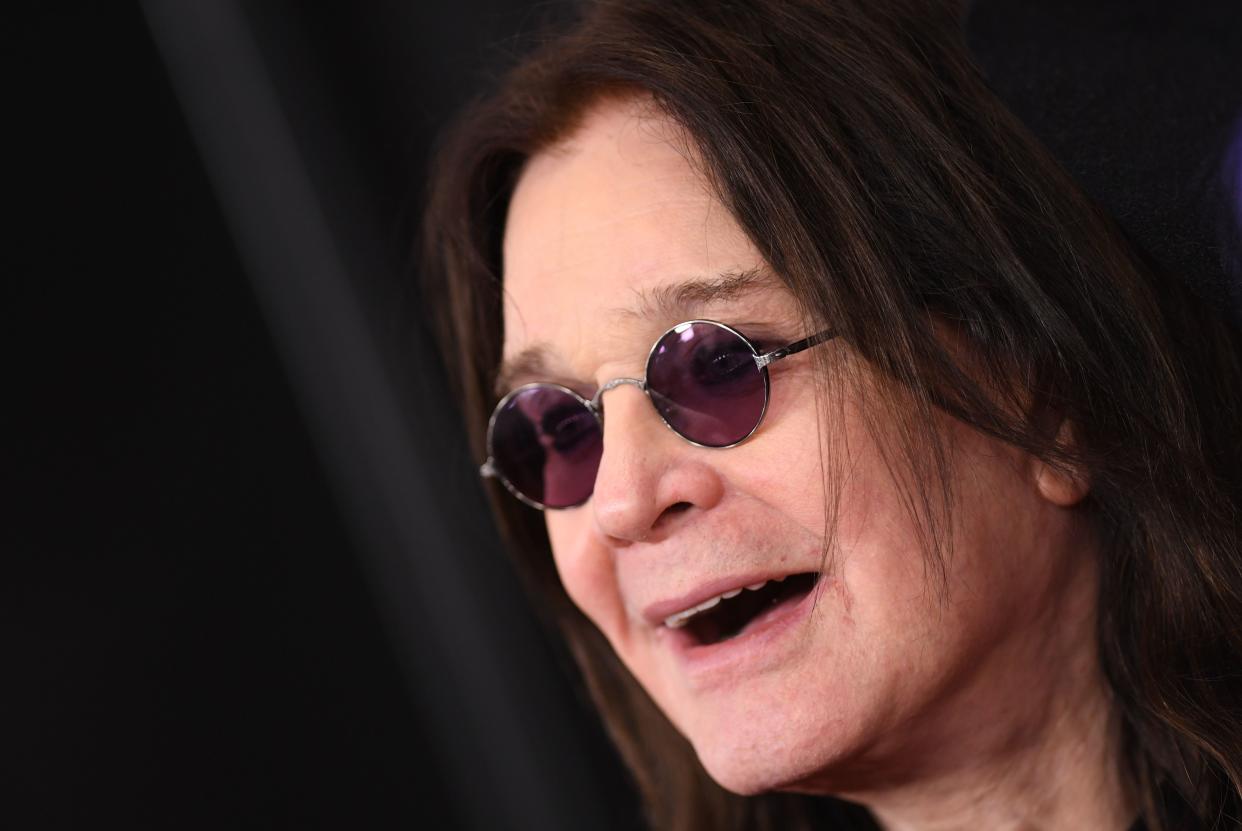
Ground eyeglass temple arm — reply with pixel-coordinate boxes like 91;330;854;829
755;328;837;369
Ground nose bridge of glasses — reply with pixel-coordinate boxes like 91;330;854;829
589;376;647;412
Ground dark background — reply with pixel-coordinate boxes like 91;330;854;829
8;2;638;829
7;2;1240;829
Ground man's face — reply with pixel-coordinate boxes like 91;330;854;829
499;96;1097;796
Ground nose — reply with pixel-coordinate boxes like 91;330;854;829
590;382;724;544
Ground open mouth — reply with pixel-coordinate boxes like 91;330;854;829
667;573;820;646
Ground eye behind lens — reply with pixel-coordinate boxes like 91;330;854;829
691;339;756;386
646;322;767;447
490;384;601;509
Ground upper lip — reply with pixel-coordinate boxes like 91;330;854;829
641;570;808;628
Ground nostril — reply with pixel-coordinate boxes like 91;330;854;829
646;501;694;538
654;502;693;527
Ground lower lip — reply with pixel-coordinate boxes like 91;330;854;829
657;577;824;686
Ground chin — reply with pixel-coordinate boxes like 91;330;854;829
685;710;852;797
697;753;788;796
646;626;865;798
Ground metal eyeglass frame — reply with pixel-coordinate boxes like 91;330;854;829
479;319;838;510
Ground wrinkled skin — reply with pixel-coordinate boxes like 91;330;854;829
498;95;1131;829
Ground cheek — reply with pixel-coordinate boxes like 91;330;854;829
836;420;1067;674
545;514;627;634
729;377;832;531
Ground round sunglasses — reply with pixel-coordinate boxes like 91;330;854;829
480;319;837;510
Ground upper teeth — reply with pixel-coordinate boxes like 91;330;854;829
663;576;784;629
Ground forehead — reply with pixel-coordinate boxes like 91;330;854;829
501;97;793;387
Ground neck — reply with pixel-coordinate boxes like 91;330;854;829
844;561;1137;830
864;677;1135;830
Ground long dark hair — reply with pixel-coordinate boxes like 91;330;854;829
420;1;1242;827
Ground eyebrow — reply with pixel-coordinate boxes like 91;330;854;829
615;267;771;322
493;268;772;397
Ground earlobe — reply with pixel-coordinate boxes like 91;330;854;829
1031;420;1091;507
1035;460;1091;507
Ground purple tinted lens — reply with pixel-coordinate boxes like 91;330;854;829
646;322;767;446
490;385;602;508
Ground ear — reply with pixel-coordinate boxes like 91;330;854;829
1031;419;1091;507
